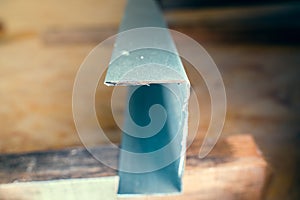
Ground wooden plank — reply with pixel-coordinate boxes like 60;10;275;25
0;177;119;200
0;146;119;200
182;135;272;200
0;146;117;183
0;134;271;199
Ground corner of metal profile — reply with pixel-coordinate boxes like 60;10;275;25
104;0;190;196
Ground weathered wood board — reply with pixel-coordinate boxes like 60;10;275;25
0;135;271;199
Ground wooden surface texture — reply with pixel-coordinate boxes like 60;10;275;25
0;135;270;200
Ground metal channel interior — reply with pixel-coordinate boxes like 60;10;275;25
118;83;185;194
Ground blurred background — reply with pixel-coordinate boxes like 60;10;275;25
0;0;299;199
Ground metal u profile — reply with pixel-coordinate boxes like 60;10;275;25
104;0;190;195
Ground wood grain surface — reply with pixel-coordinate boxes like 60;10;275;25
0;135;270;200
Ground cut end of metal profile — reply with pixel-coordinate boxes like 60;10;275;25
117;83;189;195
104;0;190;196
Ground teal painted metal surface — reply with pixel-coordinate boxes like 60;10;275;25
104;0;190;195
